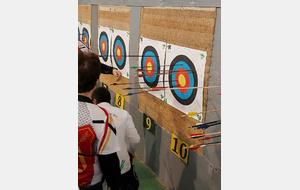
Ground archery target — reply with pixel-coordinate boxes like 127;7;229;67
164;44;207;121
111;29;129;79
141;46;160;87
98;26;112;66
168;55;198;105
81;23;91;48
113;36;126;69
138;37;166;100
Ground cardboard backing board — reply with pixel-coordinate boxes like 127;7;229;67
78;5;91;24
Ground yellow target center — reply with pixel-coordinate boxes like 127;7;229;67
117;49;121;56
102;43;106;51
147;62;152;72
178;74;186;87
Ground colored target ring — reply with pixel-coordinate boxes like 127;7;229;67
99;31;109;62
140;46;160;88
168;55;198;105
113;36;126;69
82;28;90;47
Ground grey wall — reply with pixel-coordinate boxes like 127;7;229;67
93;0;221;189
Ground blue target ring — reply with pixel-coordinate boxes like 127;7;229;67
99;31;109;62
171;61;194;99
82;28;90;47
141;46;160;87
169;55;198;105
113;36;126;69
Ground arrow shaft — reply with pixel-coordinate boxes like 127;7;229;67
137;69;192;72
100;55;157;57
189;120;221;128
131;64;183;69
188;131;221;139
111;80;177;86
136;71;193;77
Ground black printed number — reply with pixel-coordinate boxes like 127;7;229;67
117;96;122;107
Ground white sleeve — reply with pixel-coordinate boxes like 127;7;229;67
125;113;140;153
98;113;121;155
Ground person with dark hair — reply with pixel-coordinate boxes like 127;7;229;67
78;51;121;190
78;39;122;81
92;87;140;190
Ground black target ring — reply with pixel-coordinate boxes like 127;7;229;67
168;55;198;105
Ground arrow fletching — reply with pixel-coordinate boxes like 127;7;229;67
182;112;198;117
151;87;166;91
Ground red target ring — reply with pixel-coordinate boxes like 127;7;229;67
145;57;155;77
175;68;190;93
116;44;123;61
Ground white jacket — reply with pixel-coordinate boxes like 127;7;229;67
98;102;140;174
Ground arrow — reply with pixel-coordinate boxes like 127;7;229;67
136;71;194;77
189;120;221;130
181;109;221;118
136;69;192;72
111;80;178;86
123;91;149;97
122;87;150;90
183;141;221;150
198;135;221;141
184;131;221;139
131;64;183;69
99;55;157;57
121;86;221;95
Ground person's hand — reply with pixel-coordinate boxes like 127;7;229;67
112;69;122;81
128;152;135;164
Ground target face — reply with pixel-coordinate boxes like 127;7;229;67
99;31;109;62
113;35;126;70
82;28;90;47
168;55;198;105
141;46;160;87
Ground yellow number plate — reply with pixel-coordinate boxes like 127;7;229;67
170;134;189;164
115;92;125;109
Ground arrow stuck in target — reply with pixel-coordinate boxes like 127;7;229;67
183;141;221;150
122;86;221;96
184;131;221;139
99;55;157;57
136;71;196;77
131;65;183;69
111;80;178;86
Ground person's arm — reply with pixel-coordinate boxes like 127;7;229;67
125;113;140;163
100;63;122;81
98;153;121;190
